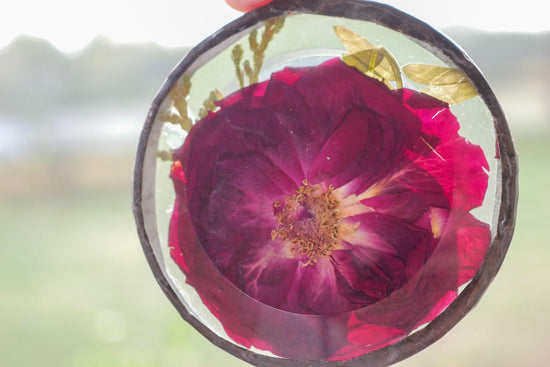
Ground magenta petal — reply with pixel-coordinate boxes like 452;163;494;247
396;89;489;210
351;260;455;332
360;161;450;223
290;257;356;315
307;107;373;184
307;107;423;191
441;210;491;285
345;212;431;260
414;290;456;327
351;208;489;333
169;191;349;360
176;102;306;196
272;66;309;86
293;59;422;143
199;152;297;272
261;77;323;167
328;315;405;361
238;243;301;310
337;213;431;300
333;246;407;303
216;79;268;109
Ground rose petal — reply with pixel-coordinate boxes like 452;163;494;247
344;212;430;259
357;161;450;223
307;107;374;185
237;242;301;309
169;188;349;360
177;101;306;195
216;80;268;109
327;212;431;310
291;257;357;315
351;207;489;332
396;89;489;210
200;152;297;272
293;59;422;147
272;66;309;86
328;314;405;361
261;76;323;168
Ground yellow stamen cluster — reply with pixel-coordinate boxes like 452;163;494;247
271;180;342;266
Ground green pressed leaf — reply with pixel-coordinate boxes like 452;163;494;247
421;82;478;104
403;63;468;85
334;26;376;53
342;49;403;89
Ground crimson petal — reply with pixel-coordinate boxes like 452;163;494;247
359;161;450;223
396;89;489;210
293;59;422;162
352;208;490;332
170;189;350;360
261;75;324;168
199;152;297;280
336;212;431;301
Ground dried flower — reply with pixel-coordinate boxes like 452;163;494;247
168;58;490;360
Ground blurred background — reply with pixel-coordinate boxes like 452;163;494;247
1;1;548;366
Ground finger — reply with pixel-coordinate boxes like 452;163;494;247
225;0;273;12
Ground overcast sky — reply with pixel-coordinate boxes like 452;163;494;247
1;0;546;52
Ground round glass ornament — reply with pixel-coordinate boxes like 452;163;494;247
133;1;518;366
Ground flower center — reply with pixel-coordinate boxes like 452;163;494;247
272;180;343;266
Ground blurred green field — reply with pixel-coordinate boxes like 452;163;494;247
0;135;548;367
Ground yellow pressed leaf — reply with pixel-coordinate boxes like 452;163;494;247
343;50;381;73
342;49;402;89
334;25;376;54
198;90;221;119
343;50;389;88
214;89;224;100
334;26;404;88
159;111;192;132
421;82;478;104
156;150;173;162
403;63;468;85
377;47;403;89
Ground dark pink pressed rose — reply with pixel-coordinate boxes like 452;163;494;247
168;58;491;360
